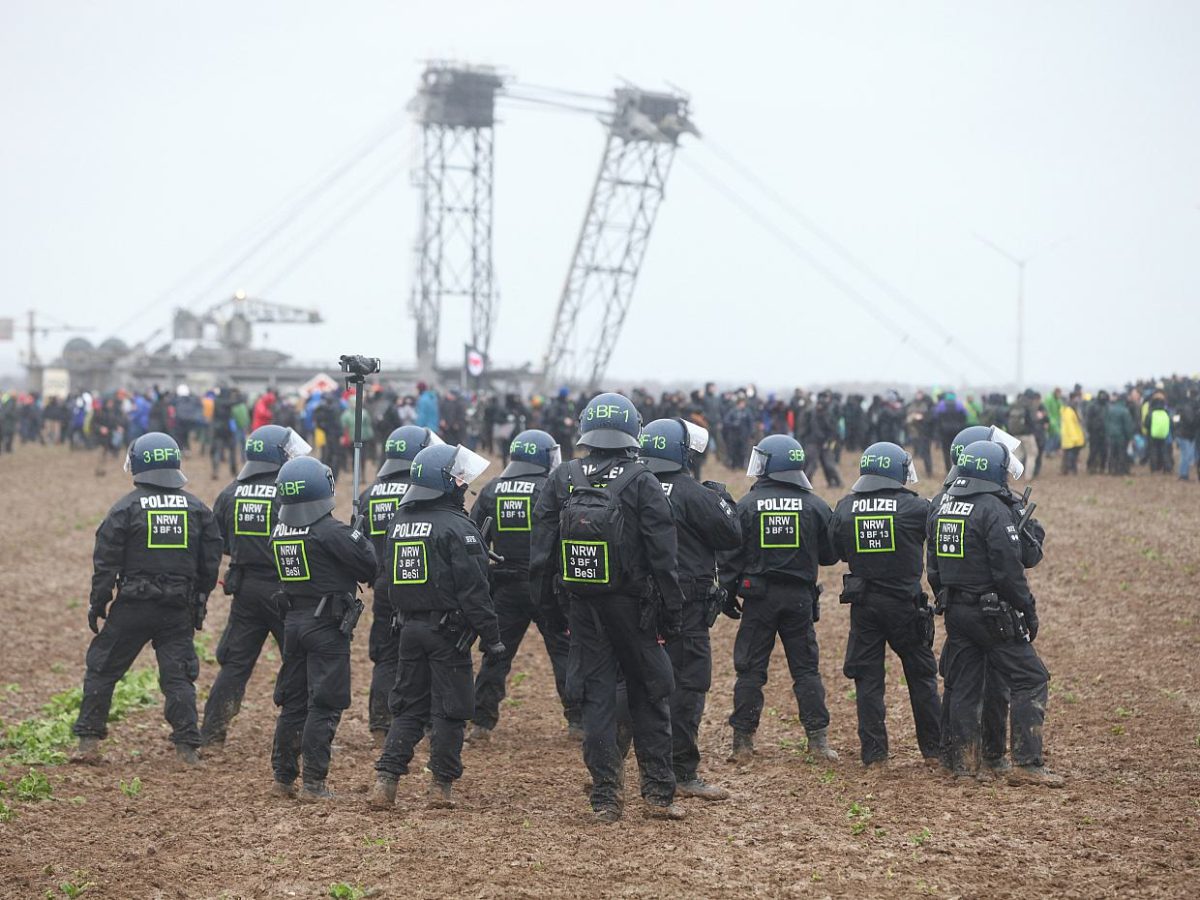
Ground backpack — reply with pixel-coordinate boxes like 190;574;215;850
1149;408;1170;440
558;459;642;595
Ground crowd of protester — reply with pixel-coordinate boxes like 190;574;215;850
1;374;1197;482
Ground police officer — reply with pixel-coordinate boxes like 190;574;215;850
73;433;222;765
636;417;741;799
465;429;581;743
270;456;375;801
370;443;502;810
201;425;307;748
931;426;1045;776
720;434;839;762
830;442;941;767
531;392;687;823
358;424;443;747
926;441;1062;786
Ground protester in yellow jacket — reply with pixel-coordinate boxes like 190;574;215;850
1060;394;1086;474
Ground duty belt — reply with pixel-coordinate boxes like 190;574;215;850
400;610;443;624
944;587;982;606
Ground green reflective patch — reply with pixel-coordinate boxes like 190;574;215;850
273;539;311;581
233;497;272;537
562;540;609;584
369;497;398;536
392;541;428;585
760;511;800;549
146;510;188;549
935;517;965;558
496;496;531;532
854;514;895;554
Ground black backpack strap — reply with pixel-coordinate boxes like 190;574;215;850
605;460;644;497
564;459;587;495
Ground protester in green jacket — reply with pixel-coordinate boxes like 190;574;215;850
1105;395;1135;475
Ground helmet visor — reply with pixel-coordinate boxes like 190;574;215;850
906;457;919;484
682;421;709;455
547;444;563;469
283;428;312;460
746;446;769;479
122;445;134;475
426;429;446;447
987;427;1025;479
448;445;490;486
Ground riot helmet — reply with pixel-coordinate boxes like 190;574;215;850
239;424;311;480
401;444;490;505
747;434;813;490
638;418;709;474
377;425;443;478
852;441;917;493
577;392;641;450
502;429;561;477
275;456;336;526
947;440;1009;497
126;432;187;489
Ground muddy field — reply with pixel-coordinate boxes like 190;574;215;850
1;443;1198;898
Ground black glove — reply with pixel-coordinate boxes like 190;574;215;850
87;605;105;635
484;641;507;662
659;606;683;640
723;594;743;621
193;592;209;631
1025;607;1039;642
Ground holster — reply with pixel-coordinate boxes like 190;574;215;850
914;593;934;647
839;574;868;605
933;588;949;615
437;609;477;653
703;581;727;628
338;595;365;638
223;565;244;597
980;592;1016;641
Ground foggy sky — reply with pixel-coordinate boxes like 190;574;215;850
2;1;1198;390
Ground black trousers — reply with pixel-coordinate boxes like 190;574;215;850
842;593;941;764
74;597;200;747
941;602;1049;770
1148;437;1170;473
938;641;1010;765
367;582;400;734
1086;434;1108;473
376;618;474;783
271;607;350;785
201;574;285;745
472;578;578;730
568;594;675;809
664;600;712;782
730;580;829;736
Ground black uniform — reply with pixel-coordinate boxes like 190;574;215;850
469;471;579;732
926;487;1049;772
831;487;941;764
653;473;741;782
720;478;838;738
201;473;285;745
376;495;500;784
270;515;375;787
75;486;222;748
530;452;685;812
928;481;1044;766
357;474;412;735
